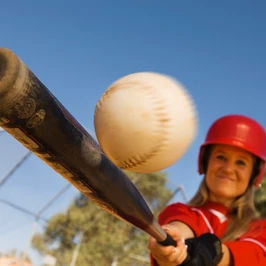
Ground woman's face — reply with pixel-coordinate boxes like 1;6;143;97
205;144;254;207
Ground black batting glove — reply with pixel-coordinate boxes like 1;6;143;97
179;233;223;266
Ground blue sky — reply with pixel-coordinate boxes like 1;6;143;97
0;1;266;265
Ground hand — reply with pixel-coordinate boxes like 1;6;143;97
179;233;224;266
147;224;188;266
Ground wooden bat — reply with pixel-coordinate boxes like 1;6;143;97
0;48;176;247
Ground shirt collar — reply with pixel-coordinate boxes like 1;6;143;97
203;201;230;216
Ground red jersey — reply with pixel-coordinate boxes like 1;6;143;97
150;201;266;265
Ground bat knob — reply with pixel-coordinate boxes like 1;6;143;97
158;233;177;247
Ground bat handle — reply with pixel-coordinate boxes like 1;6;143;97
158;233;193;264
158;233;177;246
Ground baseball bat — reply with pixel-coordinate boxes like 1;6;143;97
0;48;176;247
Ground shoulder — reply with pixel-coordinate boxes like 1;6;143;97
241;218;266;239
250;218;266;227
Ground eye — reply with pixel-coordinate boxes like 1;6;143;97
216;154;226;161
236;160;246;166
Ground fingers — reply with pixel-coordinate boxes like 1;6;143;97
162;224;182;240
175;238;188;264
147;225;188;266
148;239;188;266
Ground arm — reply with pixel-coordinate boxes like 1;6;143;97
182;236;266;266
169;221;195;239
221;220;266;266
223;240;266;266
218;244;232;266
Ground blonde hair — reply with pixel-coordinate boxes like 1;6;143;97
188;178;258;241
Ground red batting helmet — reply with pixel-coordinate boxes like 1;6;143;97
198;114;266;187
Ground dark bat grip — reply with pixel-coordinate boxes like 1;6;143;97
158;233;193;264
158;233;177;246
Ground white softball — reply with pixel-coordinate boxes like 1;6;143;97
94;72;198;173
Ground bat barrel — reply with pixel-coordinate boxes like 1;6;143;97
0;48;172;244
0;48;28;113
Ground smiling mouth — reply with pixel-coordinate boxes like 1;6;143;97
218;176;235;182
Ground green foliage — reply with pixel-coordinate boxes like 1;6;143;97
254;177;266;218
32;171;172;266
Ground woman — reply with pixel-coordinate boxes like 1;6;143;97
148;114;266;266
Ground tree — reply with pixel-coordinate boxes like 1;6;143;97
254;176;266;218
32;171;173;266
5;249;18;257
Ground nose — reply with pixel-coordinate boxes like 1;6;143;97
221;160;235;174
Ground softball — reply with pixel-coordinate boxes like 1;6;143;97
94;72;198;173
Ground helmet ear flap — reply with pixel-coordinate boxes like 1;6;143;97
199;145;213;174
251;158;265;186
